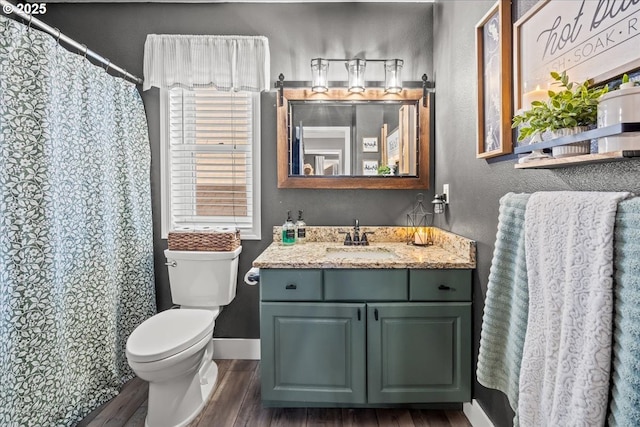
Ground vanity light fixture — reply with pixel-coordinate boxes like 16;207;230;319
347;58;366;93
275;72;432;107
432;193;447;215
309;57;404;93
310;58;329;92
384;59;403;93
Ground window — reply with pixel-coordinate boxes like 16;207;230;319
160;88;261;240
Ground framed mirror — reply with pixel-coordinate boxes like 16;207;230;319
277;88;431;189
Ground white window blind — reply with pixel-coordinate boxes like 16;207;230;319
161;87;261;239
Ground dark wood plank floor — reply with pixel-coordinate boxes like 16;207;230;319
79;360;472;427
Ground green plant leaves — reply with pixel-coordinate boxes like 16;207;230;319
512;71;609;142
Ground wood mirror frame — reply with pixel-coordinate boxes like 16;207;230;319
277;88;431;189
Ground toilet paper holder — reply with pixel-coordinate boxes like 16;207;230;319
244;267;260;286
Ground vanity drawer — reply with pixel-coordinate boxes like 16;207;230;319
409;269;471;302
324;269;408;301
261;269;323;301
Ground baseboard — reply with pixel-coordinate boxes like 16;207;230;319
213;338;260;360
463;400;494;427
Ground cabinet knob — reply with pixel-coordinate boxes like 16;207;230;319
438;284;451;291
374;308;379;321
285;283;297;290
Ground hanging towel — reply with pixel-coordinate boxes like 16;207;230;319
608;197;640;427
519;191;631;427
477;192;531;426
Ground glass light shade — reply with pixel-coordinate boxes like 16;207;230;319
432;195;445;214
311;58;329;93
384;59;403;93
347;59;366;93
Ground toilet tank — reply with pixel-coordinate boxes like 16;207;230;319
164;246;242;308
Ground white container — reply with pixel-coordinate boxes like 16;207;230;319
552;141;591;158
549;126;591;158
597;86;640;153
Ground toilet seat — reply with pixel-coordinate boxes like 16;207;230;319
126;309;215;363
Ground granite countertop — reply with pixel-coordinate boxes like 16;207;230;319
252;226;476;269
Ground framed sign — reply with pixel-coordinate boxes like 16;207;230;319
476;0;513;159
514;0;640;111
362;137;378;152
362;160;379;176
386;128;399;165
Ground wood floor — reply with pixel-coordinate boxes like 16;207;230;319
79;360;472;427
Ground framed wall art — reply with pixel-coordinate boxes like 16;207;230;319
514;0;640;111
476;0;513;159
362;137;378;152
386;128;399;166
362;160;379;176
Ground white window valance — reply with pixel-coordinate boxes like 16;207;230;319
143;35;270;92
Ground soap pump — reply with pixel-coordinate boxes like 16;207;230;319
296;210;307;244
282;210;296;245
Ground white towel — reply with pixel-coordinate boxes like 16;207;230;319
518;191;630;427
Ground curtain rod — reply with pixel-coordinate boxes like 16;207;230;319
1;0;144;85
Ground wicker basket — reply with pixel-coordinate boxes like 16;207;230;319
168;229;241;251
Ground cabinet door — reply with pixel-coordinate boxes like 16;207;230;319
367;302;471;404
260;302;366;405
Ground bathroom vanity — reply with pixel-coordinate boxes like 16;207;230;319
252;227;476;407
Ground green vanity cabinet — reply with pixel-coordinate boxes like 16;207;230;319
260;268;472;407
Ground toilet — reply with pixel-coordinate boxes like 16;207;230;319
126;246;242;427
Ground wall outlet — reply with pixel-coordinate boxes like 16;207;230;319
443;184;450;204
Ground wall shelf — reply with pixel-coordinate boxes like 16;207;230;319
514;151;640;169
513;122;640;169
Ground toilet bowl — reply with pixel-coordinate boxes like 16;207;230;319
126;309;219;427
126;246;242;427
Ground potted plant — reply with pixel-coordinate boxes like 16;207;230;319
377;164;397;176
377;165;391;176
512;71;608;157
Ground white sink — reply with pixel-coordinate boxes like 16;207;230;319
324;247;397;260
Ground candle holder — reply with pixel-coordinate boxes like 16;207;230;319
406;193;434;246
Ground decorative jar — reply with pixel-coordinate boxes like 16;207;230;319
597;86;640;153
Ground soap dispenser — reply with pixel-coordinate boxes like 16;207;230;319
295;210;307;244
282;210;296;245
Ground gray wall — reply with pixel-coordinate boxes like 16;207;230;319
35;2;640;425
40;3;435;338
433;1;640;426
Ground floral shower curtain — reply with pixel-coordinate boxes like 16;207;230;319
0;15;156;426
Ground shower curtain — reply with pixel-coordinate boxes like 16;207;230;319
0;15;156;426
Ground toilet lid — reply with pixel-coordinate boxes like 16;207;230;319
126;309;215;363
